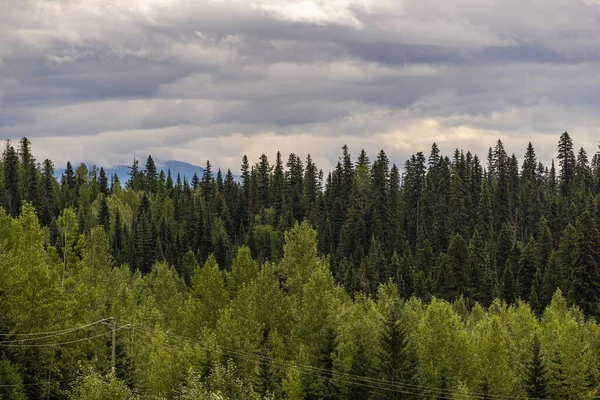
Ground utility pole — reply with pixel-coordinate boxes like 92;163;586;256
102;318;131;372
111;318;116;371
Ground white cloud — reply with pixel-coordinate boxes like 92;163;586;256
2;0;600;172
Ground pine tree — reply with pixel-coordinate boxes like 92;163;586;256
502;244;519;303
38;159;58;226
18;137;39;209
468;230;486;301
98;196;110;232
191;173;200;191
98;167;109;195
3;140;20;217
126;158;144;191
272;151;285;215
369;150;390;248
495;222;514;273
202;160;214;201
348;341;372;400
131;193;156;273
443;233;469;300
111;173;121;193
256;154;271;210
111;207;125;264
526;335;548;399
557;131;576;197
403;152;426;245
375;300;419;400
145;155;158;193
518;238;537;301
302;154;318;223
569;210;600;317
492;140;511;231
476;180;494;241
389;164;402;250
286;154;304;222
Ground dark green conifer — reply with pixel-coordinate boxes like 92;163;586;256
3;140;20;217
374;299;419;400
98;167;109;195
526;335;548;399
569;210;600;317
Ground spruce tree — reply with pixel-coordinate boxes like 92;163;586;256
570;210;600;317
403;152;426;245
302;154;318;223
272;151;285;215
3;140;20;217
557;131;576;197
518;238;537;301
443;233;469;300
526;335;548;399
368;150;390;249
18;137;39;209
38;159;58;226
375;300;419;400
256;154;271;210
145;155;158;193
285;154;304;222
191;172;200;191
111;173;121;193
98;167;109;195
98;196;110;232
126;158;144;191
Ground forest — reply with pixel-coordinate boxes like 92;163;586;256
0;132;599;399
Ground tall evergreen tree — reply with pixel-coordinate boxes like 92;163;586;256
18;137;39;209
569;210;600;317
403;152;426;245
369;150;390;248
98;167;109;195
145;155;158;193
557;131;576;197
526;335;548;399
38;159;58;226
3;140;20;217
375;300;419;400
126;158;144;191
442;233;469;300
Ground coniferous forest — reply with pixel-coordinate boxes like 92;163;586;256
2;132;600;398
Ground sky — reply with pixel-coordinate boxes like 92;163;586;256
2;0;600;173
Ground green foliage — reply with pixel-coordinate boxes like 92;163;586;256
5;135;600;399
69;367;137;400
0;359;26;400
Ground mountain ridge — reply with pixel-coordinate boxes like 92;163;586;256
54;160;241;184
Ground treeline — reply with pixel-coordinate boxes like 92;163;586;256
2;133;600;316
0;207;599;399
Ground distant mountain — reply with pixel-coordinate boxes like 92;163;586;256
55;160;240;185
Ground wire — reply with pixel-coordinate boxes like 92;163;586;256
125;322;549;400
0;319;111;344
0;329;121;348
0;377;78;388
128;324;488;399
128;324;452;397
0;318;110;338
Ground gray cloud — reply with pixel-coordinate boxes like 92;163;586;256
1;0;600;172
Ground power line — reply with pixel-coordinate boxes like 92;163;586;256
128;324;485;399
130;323;466;398
0;318;109;338
0;329;122;348
0;377;78;388
0;319;106;346
126;321;548;400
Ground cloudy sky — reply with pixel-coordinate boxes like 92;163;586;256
2;0;600;172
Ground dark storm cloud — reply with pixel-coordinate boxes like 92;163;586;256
1;0;600;170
